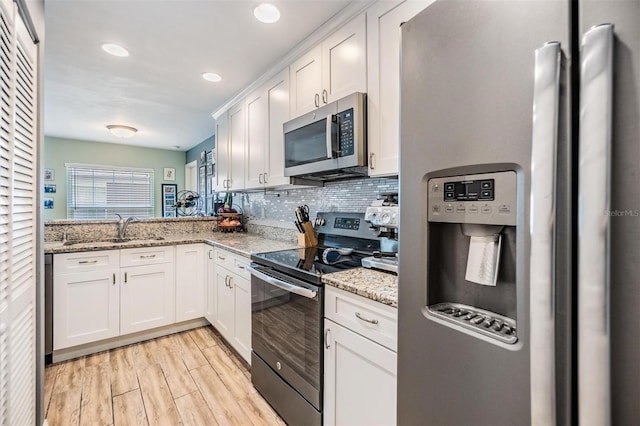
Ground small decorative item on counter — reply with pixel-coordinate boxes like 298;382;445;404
214;200;245;233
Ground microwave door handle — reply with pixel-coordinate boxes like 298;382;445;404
325;114;334;159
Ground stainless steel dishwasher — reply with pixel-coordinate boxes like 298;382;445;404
44;253;53;364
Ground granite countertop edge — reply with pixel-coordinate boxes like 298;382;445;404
44;233;298;258
321;267;398;308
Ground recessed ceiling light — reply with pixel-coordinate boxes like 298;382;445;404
202;72;222;82
254;3;280;24
101;43;129;57
107;125;137;138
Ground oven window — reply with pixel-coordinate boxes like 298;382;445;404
252;278;321;393
285;119;329;167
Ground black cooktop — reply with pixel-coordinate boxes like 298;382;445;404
251;246;368;285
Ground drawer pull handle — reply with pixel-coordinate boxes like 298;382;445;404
355;312;379;325
79;260;98;264
325;328;331;349
208;250;213;260
113;273;116;285
124;272;128;283
218;256;226;260
140;254;156;259
237;264;245;269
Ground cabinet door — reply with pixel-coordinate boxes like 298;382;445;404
228;101;245;190
290;45;322;117
265;68;290;187
230;274;251;364
215;269;234;343
215;111;229;191
175;244;205;322
367;0;433;177
245;88;268;189
205;246;216;325
324;319;397;426
321;13;367;104
120;263;175;335
53;270;120;349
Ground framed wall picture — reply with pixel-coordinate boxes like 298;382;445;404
163;167;176;181
44;198;54;209
161;184;177;217
199;165;206;195
44;184;56;193
44;168;54;181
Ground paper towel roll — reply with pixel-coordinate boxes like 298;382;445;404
465;234;502;286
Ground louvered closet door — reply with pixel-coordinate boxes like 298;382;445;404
0;0;37;423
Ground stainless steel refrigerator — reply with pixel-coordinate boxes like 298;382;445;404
398;1;639;424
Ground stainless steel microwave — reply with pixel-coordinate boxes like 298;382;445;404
283;92;367;180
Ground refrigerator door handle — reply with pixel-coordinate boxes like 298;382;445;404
578;23;614;426
529;40;561;426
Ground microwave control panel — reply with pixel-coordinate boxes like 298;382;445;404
338;108;354;157
428;171;516;226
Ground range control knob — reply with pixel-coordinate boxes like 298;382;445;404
382;213;391;224
276;361;282;370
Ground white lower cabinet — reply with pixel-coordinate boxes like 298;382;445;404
53;269;120;349
175;244;205;322
120;263;175;335
205;246;217;324
324;286;398;426
54;247;176;350
53;250;120;350
213;247;252;363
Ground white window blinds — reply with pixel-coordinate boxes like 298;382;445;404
66;164;155;219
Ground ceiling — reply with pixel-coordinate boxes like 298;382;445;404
44;0;356;151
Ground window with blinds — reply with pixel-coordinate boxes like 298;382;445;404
66;164;155;219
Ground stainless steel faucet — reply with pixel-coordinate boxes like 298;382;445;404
115;214;137;240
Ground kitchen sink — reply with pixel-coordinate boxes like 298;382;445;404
62;236;165;246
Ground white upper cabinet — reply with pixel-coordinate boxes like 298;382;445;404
290;45;323;117
227;101;246;190
367;0;434;177
322;13;367;103
229;101;246;191
265;69;291;187
215;102;245;192
245;68;291;190
290;13;366;117
245;88;268;189
214;111;229;192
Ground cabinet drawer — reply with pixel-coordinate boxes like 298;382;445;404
233;256;251;280
213;247;235;270
120;245;175;267
325;286;397;351
54;250;119;275
214;248;251;279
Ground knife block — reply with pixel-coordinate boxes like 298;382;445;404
297;222;318;247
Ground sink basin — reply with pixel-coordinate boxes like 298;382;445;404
63;237;165;246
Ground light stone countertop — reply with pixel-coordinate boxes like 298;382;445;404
44;232;298;258
321;268;398;307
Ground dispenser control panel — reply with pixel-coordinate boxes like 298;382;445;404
428;171;516;226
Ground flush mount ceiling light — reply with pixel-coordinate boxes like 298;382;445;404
254;3;280;24
202;72;222;82
107;125;137;138
101;43;129;57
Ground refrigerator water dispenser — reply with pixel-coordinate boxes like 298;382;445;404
426;171;518;344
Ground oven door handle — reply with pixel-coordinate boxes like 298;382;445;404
247;265;317;299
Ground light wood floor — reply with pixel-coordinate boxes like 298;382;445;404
44;326;285;426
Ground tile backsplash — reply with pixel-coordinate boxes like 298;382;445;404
239;177;398;229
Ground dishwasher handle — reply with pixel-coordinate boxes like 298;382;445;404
247;265;317;299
